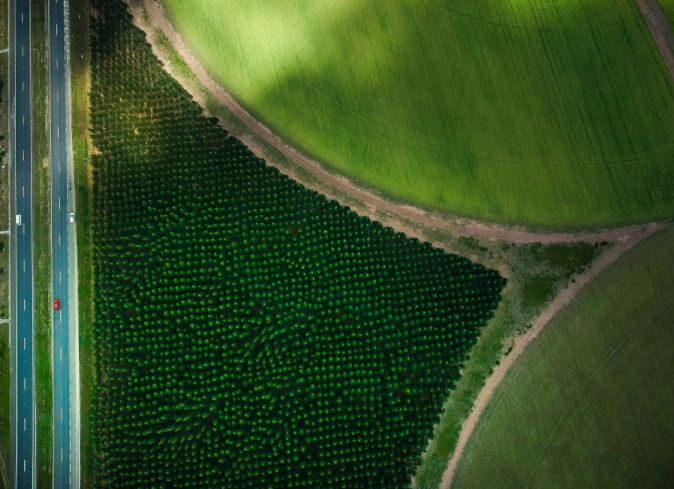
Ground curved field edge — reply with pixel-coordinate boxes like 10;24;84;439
129;0;661;240
158;0;674;229
413;223;659;489
451;223;674;489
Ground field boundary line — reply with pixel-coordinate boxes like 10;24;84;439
438;222;661;489
136;0;657;244
635;0;674;82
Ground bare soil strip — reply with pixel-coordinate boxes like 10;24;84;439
635;0;674;82
438;222;661;489
135;0;651;245
0;442;8;489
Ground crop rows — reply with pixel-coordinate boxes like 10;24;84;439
90;2;506;488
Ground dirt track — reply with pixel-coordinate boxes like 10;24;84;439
135;0;652;246
438;222;660;489
635;0;674;82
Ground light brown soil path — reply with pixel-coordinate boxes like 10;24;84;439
438;222;661;489
0;443;8;489
134;0;650;246
635;0;674;82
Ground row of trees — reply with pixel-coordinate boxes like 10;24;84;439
90;2;506;488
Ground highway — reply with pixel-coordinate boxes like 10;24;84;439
49;0;79;488
9;0;36;487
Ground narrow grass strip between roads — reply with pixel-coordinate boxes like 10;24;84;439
31;0;52;486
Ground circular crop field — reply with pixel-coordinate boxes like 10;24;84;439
161;0;674;229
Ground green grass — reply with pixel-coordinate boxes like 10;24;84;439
31;0;52;486
452;225;674;488
161;0;674;229
69;0;95;486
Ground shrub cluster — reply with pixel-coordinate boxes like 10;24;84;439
90;2;506;487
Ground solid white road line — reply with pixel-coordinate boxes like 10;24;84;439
23;378;26;389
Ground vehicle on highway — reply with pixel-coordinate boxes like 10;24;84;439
16;214;21;225
70;211;75;223
53;299;60;311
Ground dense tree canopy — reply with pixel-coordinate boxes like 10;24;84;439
90;2;506;487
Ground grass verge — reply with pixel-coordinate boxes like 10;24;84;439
31;0;52;486
68;0;94;486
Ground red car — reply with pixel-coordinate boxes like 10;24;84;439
53;299;60;311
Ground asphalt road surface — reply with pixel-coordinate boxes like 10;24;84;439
49;0;78;487
9;0;36;487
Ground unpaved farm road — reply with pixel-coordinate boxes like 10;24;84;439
137;0;654;246
438;221;661;489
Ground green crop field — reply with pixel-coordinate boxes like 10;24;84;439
451;225;674;488
160;0;674;229
90;2;506;487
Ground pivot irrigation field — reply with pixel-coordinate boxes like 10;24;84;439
90;2;506;487
451;225;674;488
160;0;674;229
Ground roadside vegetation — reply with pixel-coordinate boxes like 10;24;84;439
31;0;53;485
161;0;674;228
451;225;674;488
90;2;507;487
69;0;95;486
0;0;9;484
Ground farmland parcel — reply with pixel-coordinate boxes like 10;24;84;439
451;225;674;488
90;2;506;487
159;0;674;229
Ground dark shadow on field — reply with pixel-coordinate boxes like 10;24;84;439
175;0;674;225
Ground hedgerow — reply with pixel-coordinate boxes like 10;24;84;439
90;2;506;487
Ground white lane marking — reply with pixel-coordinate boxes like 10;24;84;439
22;115;24;125
58;126;60;138
60;348;62;361
22;186;24;197
23;337;25;350
58;160;61;174
21;47;23;56
23;460;25;472
56;24;58;36
22;151;24;161
56;58;58;70
24;418;26;431
60;310;62;322
22;225;25;235
59;234;61;246
23;299;25;311
21;13;23;23
22;81;24;91
23;377;26;389
23;260;25;272
57;92;59;103
59;197;61;210
61;408;63;421
59;270;62;283
61;449;63;462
